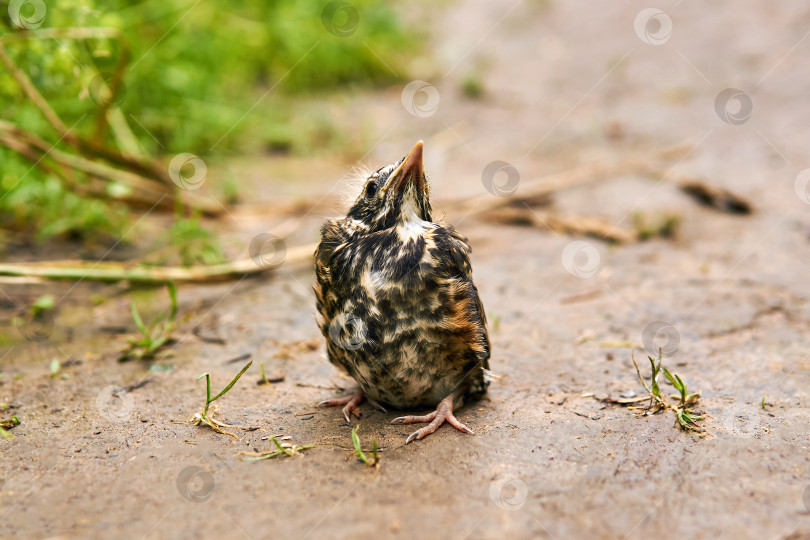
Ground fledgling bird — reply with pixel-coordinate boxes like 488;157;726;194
313;141;491;443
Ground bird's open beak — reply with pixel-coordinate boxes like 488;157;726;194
382;140;425;196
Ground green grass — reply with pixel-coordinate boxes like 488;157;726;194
0;0;418;245
631;348;703;432
121;282;178;361
166;216;226;267
31;295;55;316
461;74;485;99
351;425;379;467
633;212;681;241
192;358;253;438
0;402;18;439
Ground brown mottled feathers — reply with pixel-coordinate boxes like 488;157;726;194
314;216;490;409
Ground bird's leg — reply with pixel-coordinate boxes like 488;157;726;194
318;391;364;422
391;393;473;444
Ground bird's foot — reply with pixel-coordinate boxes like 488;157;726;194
318;391;364;422
391;394;473;444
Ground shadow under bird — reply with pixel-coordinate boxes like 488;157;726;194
313;141;491;443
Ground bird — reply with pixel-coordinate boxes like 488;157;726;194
313;140;491;443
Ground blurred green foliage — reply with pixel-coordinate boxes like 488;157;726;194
166;212;226;266
0;0;414;252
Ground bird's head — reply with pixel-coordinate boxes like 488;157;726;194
347;141;432;232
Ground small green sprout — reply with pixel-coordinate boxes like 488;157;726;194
0;415;20;438
662;365;702;429
122;282;179;361
32;295;55;316
351;425;379;467
633;212;681;241
631;348;703;432
461;74;485;99
648;351;662;401
192;359;253;438
260;362;268;384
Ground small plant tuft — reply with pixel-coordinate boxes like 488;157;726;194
191;359;253;439
631;348;703;432
0;413;20;438
121;282;178;361
351;425;380;467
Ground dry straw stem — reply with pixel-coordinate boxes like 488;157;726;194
0;243;314;283
466;141;751;239
238;436;316;461
0;138;752;282
0;121;220;215
452;142;695;218
482;206;635;243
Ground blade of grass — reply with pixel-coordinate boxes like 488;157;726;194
196;372;212;418
352;425;370;465
270;436;294;457
130;302;148;337
167;281;178;322
211;359;253;402
260;362;269;385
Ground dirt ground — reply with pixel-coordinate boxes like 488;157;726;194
2;1;810;539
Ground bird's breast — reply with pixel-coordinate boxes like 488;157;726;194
322;223;484;407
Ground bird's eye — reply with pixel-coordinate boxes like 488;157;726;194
364;181;378;198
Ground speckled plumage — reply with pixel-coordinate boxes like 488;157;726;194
313;142;490;441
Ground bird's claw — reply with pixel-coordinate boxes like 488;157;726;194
366;397;388;413
318;391;364;423
342;404;362;423
391;395;473;443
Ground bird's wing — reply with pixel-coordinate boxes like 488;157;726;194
441;226;491;377
314;219;352;338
